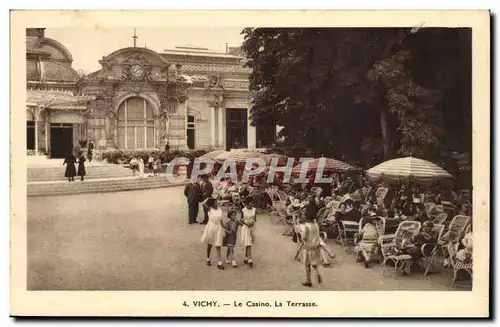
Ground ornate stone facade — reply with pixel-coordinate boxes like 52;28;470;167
26;30;273;157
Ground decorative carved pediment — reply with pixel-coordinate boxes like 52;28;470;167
122;53;153;82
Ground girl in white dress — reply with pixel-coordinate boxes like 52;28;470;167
240;199;257;267
200;198;226;269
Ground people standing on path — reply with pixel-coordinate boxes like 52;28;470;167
184;178;201;224
300;212;323;287
129;156;139;177
153;156;161;177
200;198;226;269
87;139;94;162
240;199;256;267
138;157;145;178
63;152;77;182
147;155;154;177
200;175;214;225
77;152;86;182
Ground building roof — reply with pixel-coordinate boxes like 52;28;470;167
27;89;94;109
162;46;250;75
180;62;251;74
26;60;80;83
26;28;79;84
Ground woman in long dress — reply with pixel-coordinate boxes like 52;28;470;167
63;152;77;182
77;152;86;181
200;198;226;269
355;214;380;268
138;157;145;178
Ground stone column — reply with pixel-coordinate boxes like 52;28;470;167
247;108;256;150
44;113;50;153
209;106;216;147
181;101;189;150
218;106;224;150
34;106;40;155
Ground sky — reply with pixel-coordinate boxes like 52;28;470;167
45;27;246;73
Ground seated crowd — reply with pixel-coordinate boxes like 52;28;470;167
207;171;473;282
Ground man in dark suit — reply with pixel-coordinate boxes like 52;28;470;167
184;178;202;224
199;174;214;225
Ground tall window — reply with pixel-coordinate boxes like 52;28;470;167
256;123;276;148
117;97;155;149
186;115;195;149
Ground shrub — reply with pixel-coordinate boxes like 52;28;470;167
100;148;209;164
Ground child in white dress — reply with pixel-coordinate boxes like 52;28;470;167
240;199;256;267
300;215;323;287
200;198;226;269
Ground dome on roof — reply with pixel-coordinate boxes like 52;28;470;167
42;61;79;82
26;59;79;83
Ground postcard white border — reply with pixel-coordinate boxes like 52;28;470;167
10;10;490;317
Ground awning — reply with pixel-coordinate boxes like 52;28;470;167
27;90;95;110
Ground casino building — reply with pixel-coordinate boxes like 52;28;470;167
26;28;278;158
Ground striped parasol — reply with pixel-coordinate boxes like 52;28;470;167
215;150;264;163
291;157;356;174
366;156;454;185
263;153;290;166
200;150;229;160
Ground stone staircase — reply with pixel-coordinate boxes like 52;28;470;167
27;162;188;197
27;175;188;197
27;164;133;182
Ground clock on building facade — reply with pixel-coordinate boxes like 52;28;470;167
130;64;144;79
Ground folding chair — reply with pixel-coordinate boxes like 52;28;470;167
266;188;284;216
338;220;360;252
275;202;293;236
420;224;446;277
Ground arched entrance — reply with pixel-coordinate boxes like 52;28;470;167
117;97;155;149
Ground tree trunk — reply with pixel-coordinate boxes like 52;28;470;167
379;107;392;160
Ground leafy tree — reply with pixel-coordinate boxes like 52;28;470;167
241;27;471;166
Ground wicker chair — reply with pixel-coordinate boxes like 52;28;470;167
447;242;473;287
380;221;422;276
